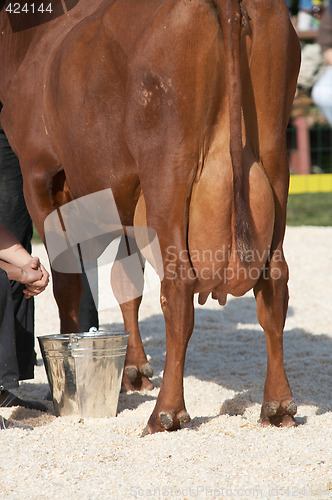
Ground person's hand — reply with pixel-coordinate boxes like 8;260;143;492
324;48;332;66
20;257;43;285
20;258;50;298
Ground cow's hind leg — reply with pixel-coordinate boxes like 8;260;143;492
111;234;153;391
120;297;153;392
254;253;296;427
248;3;299;427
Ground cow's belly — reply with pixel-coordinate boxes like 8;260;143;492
188;151;275;299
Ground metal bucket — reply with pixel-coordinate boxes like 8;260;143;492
38;331;129;418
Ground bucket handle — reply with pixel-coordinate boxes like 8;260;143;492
68;334;80;348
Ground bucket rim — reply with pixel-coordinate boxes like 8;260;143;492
38;330;130;342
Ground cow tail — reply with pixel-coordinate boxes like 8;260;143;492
217;0;252;263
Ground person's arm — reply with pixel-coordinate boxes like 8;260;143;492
0;223;38;267
0;223;49;297
0;259;37;282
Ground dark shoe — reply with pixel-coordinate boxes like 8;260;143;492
0;414;33;430
0;390;47;412
0;415;9;430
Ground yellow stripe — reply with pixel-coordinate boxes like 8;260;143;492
289;174;332;194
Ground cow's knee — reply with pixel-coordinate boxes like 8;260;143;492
160;273;195;318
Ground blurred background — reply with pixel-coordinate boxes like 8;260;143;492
285;0;332;225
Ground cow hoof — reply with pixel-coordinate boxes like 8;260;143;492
125;365;138;383
263;401;279;419
122;361;154;392
141;362;154;379
260;399;297;427
143;409;191;434
179;411;191;424
159;412;174;430
284;400;297;416
126;362;153;382
159;410;191;430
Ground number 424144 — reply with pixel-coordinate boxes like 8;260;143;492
5;3;53;14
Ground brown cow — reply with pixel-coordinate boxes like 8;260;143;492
0;0;300;433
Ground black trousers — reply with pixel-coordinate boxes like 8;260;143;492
0;270;20;390
0;120;35;382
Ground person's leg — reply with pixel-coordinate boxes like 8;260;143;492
312;67;332;127
11;280;35;380
0;270;18;429
0;269;19;391
0;119;46;413
0;269;47;413
0;122;35;380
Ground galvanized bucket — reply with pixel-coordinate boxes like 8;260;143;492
38;331;129;418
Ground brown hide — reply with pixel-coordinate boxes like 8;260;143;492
0;0;301;432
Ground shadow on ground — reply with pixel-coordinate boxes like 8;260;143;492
104;296;332;418
18;296;331;426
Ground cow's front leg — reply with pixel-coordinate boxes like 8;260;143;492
52;270;82;333
23;160;83;334
133;174;197;433
145;246;195;434
254;250;296;427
